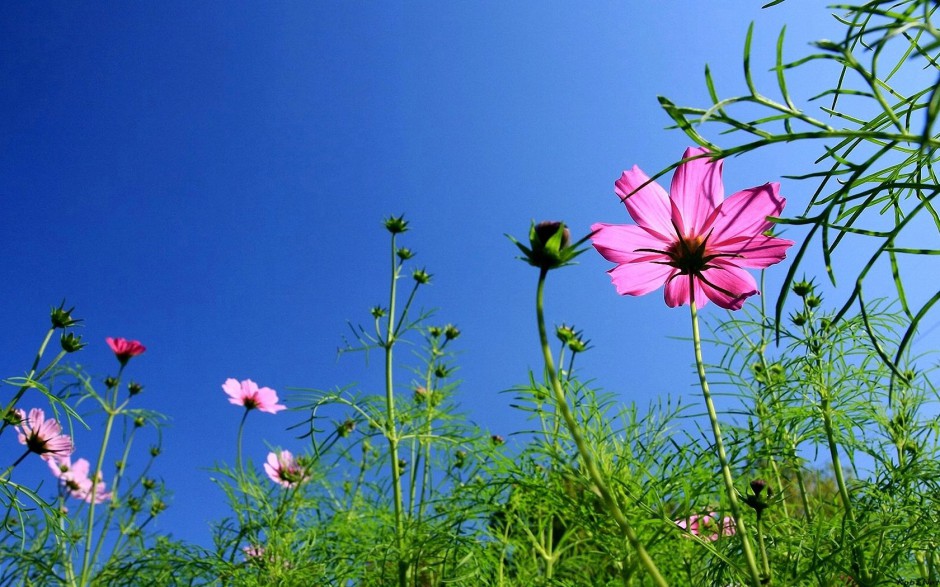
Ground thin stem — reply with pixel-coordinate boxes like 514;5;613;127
688;289;763;587
756;515;771;581
385;233;407;587
235;408;250;474
0;328;60;437
536;267;668;587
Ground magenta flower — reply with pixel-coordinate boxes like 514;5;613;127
106;337;146;365
15;408;74;461
264;450;308;488
591;147;794;310
48;456;111;503
675;512;735;542
223;378;286;414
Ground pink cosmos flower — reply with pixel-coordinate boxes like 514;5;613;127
106;337;146;365
223;378;286;414
15;408;74;461
243;545;266;560
48;456;111;504
591;147;794;310
264;450;308;488
675;512;735;541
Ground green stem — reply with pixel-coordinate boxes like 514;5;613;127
536;268;668;587
235;408;250;474
0;329;61;436
756;515;771;581
688;292;763;587
385;233;407;587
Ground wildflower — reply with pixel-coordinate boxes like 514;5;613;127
591;147;794;310
106;337;146;365
48;456;111;504
222;378;286;414
675;512;735;542
264;450;308;488
243;544;266;560
15;408;74;461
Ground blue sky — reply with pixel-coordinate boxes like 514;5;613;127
2;2;858;546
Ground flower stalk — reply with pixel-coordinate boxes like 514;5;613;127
536;266;668;587
689;285;763;587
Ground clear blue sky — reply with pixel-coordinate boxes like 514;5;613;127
2;2;850;546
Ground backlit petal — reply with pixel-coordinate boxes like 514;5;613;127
607;262;674;296
710;183;785;243
669;147;723;234
712;234;794;268
590;223;673;264
664;273;707;308
615;166;674;238
699;262;759;310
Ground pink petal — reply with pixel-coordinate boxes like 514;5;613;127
664;273;706;308
669;147;723;234
222;378;243;400
712;234;794;269
699;262;759;310
606;262;674;296
614;167;674;238
710;183;786;243
590;223;673;264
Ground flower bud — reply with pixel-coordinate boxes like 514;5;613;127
805;295;822;309
150;499;167;516
150;446;161;458
434;364;452;379
491;434;505;446
412;268;431;284
396;247;415;261
750;479;767;496
105;376;119;389
453;450;466;469
142;477;156;491
444;324;460;341
338;418;356;438
61;332;86;353
792;280;813;297
128;381;144;396
134;416;145;428
50;301;81;329
383;214;409;234
370;306;387;319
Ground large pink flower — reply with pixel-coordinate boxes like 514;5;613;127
106;337;146;365
264;450;308;488
48;456;111;504
15;408;74;461
591;147;794;310
222;378;286;414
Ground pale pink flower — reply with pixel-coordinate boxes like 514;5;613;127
15;408;74;461
264;450;308;488
676;512;735;541
106;337;146;365
243;544;265;560
591;147;794;310
48;456;111;504
223;378;286;414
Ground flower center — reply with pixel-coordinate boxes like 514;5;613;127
667;234;709;275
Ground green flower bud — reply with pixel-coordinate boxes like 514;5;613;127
383;214;409;234
444;324;460;341
428;326;443;338
338;418;356;438
61;332;86;353
150;499;167;516
128;381;144;396
396;247;415;261
105;376;119;389
142;477;156;491
150;446;161;458
50;301;81;329
792;280;813;297
412;268;431;284
370;306;387;319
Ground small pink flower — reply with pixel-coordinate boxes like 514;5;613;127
15;408;74;461
264;450;308;488
106;337;146;365
243;545;265;560
592;147;794;310
48;456;111;504
223;378;286;414
676;512;735;541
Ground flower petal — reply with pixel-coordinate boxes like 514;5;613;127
663;273;706;308
699;262;759;310
614;166;674;238
590;223;672;264
669;147;723;234
712;234;794;269
710;183;785;243
606;262;674;297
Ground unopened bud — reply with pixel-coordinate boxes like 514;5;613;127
444;324;460;341
128;381;144;396
396;247;415;261
105;376;118;389
50;301;81;329
412;268;431;284
383;215;409;234
61;332;86;353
